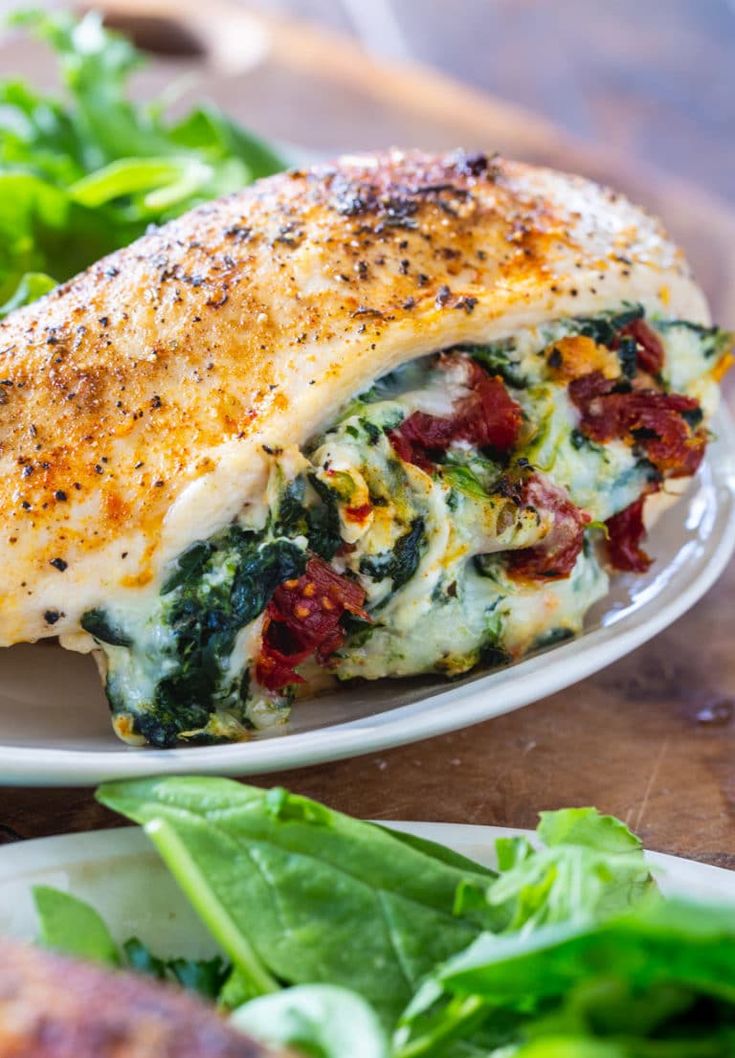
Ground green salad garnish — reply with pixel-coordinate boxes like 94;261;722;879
0;9;285;316
29;779;735;1057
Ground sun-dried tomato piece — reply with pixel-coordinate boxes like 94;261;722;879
506;474;590;581
569;372;705;478
344;503;373;524
567;370;617;407
605;495;653;573
615;318;665;376
255;557;369;691
388;355;522;469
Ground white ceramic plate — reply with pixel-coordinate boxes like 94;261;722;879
0;822;733;954
1;407;734;787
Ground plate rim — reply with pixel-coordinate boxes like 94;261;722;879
2;406;735;786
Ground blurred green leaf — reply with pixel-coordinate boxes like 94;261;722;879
0;9;286;316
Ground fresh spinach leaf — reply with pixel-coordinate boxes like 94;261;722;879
168;954;230;998
123;937;229;999
232;985;389;1058
33;886;120;966
97;776;497;1026
381;827;495;880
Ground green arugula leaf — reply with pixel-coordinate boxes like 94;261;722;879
486;808;655;932
398;901;735;1057
0;270;56;317
439;899;735;1006
232;985;389;1058
33;886;120;966
0;10;286;314
97;776;496;1026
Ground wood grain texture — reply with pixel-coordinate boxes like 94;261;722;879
0;1;733;861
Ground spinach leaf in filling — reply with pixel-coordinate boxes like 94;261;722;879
85;529;306;748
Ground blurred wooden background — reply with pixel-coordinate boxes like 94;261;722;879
247;0;735;204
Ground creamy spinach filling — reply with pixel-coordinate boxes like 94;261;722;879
82;306;730;747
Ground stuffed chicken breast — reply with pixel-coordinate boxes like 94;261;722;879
0;150;729;746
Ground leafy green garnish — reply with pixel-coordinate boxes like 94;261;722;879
0;10;285;311
486;808;654;933
0;270;56;318
33;783;735;1057
232;984;390;1058
33;886;230;998
33;885;120;966
97;777;496;1027
425;900;735;1057
123;937;230;999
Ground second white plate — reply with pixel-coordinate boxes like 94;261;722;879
0;822;732;955
1;408;734;786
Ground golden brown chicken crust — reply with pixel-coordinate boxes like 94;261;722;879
0;149;706;643
0;939;286;1058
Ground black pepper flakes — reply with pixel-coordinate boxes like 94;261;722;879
50;557;68;572
43;610;60;625
455;150;489;176
54;490;67;502
150;395;162;410
435;284;452;307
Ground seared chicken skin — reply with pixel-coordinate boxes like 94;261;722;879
0;939;287;1058
0;150;726;744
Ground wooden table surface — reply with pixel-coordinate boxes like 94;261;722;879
1;1;734;864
